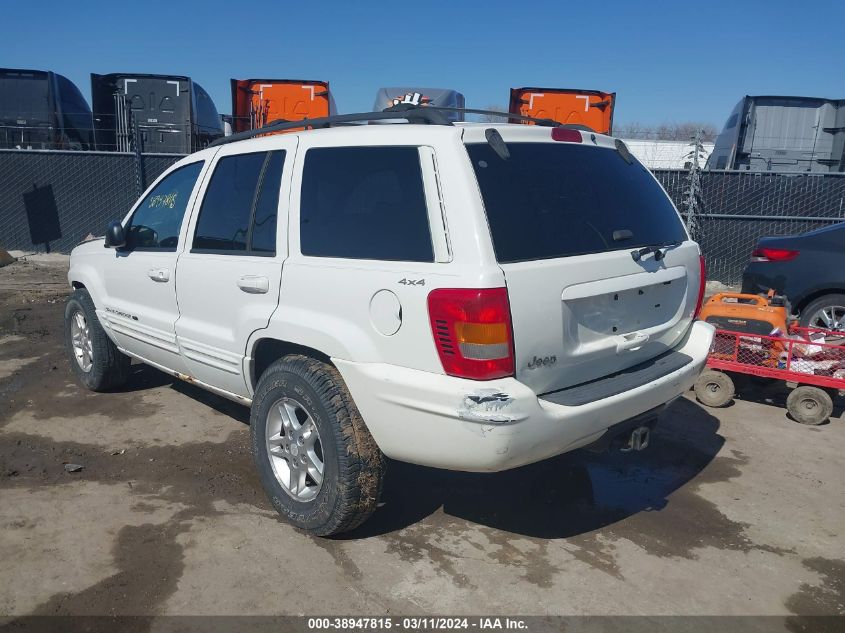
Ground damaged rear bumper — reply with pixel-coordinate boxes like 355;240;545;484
333;321;714;472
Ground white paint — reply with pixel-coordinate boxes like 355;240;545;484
68;121;713;475
369;290;402;336
576;94;590;112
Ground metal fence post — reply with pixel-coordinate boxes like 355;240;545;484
683;129;704;240
131;115;144;198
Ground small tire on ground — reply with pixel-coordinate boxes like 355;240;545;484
250;354;385;536
64;288;131;392
694;369;735;408
786;385;833;426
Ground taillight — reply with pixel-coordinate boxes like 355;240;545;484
428;288;515;380
693;256;706;319
551;128;582;143
751;247;799;262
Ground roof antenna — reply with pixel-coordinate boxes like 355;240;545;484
485;128;510;160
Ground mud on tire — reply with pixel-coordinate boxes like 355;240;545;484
64;288;131;392
250;354;385;536
694;369;735;408
786;385;833;426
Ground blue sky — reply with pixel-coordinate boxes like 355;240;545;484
4;0;843;128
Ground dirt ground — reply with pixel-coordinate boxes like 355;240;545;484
1;257;843;624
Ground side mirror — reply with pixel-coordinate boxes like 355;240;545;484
104;221;126;248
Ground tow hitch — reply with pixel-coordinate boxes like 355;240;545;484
621;426;650;452
584;406;663;453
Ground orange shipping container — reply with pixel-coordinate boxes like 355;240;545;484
231;79;335;133
509;87;615;134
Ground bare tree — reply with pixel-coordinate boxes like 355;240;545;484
615;121;719;142
477;105;509;123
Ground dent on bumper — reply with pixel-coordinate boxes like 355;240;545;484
334;320;714;472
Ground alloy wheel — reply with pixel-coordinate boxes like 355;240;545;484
265;397;324;501
808;305;845;331
70;310;93;372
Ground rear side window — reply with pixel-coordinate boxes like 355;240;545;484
300;146;434;262
193;150;285;254
467;143;687;263
126;161;203;250
250;151;285;253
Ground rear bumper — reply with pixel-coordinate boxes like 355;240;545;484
334;320;714;472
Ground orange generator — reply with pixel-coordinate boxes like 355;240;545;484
699;292;791;336
508;87;615;134
231;78;335;133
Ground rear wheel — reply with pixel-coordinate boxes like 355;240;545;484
786;386;833;426
799;294;845;332
694;369;735;408
250;355;384;536
64;289;131;391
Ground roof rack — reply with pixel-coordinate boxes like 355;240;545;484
209;104;580;147
398;104;561;127
210;107;453;146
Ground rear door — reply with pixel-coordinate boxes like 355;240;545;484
0;70;52;149
466;135;701;394
123;77;191;153
174;136;296;397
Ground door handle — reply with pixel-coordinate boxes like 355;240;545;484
237;275;269;294
148;268;170;282
616;331;649;353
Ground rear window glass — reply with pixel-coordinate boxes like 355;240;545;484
467;142;687;263
250;151;285;254
193;152;266;251
300;146;433;262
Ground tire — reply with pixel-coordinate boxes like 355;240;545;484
799;294;845;331
250;354;385;536
694;369;735;408
786;385;833;426
64;288;131;392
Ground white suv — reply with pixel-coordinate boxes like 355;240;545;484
65;107;714;535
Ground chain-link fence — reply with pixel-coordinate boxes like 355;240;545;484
0;149;180;253
654;169;845;284
1;148;844;285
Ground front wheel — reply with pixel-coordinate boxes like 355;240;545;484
250;355;384;536
64;289;131;392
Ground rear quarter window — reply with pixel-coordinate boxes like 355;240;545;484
299;146;434;262
467;142;687;263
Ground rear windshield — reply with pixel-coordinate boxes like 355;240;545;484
466;142;687;263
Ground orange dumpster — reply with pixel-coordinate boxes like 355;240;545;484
231;79;335;133
509;87;615;134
